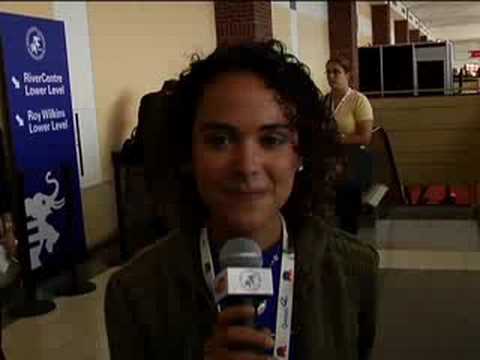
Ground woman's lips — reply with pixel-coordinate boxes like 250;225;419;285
226;190;268;200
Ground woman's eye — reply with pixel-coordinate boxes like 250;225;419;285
262;134;289;148
205;134;231;149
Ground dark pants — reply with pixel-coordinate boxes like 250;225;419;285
336;179;363;234
336;146;373;235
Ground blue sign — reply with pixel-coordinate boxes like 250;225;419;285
0;12;86;271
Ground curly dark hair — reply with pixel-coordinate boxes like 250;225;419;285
157;39;337;232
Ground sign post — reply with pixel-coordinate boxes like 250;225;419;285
0;12;92;310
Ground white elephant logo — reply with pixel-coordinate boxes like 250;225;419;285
25;26;46;61
25;171;65;270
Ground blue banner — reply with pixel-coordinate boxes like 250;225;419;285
0;12;86;271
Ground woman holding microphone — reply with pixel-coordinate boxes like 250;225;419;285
105;41;378;360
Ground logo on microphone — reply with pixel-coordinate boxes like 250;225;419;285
239;270;262;291
282;269;294;282
276;345;288;358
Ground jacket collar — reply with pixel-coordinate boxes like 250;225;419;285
172;226;217;310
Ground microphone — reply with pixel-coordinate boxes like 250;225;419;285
214;238;274;327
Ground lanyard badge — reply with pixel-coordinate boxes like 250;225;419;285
200;215;295;359
331;87;352;116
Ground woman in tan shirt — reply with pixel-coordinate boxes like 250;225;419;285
325;57;374;234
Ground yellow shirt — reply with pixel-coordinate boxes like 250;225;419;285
331;89;374;135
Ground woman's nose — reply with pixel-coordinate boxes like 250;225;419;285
233;140;261;176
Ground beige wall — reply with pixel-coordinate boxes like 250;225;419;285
273;2;330;94
357;1;373;47
0;1;52;18
297;3;330;94
85;1;216;247
371;95;480;185
87;1;216;182
272;3;293;53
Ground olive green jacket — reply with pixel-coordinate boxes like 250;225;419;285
105;216;379;360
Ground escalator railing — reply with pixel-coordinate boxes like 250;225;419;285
368;126;409;206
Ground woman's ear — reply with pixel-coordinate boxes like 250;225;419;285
346;71;351;85
297;156;304;172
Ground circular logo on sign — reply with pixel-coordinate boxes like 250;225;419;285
26;26;46;61
239;270;262;291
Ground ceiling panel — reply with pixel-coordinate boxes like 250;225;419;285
404;1;480;40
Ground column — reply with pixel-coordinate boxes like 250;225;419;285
394;19;409;44
214;1;273;47
327;0;359;88
371;4;391;45
409;29;420;43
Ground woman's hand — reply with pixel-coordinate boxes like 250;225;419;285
340;120;373;146
204;305;275;360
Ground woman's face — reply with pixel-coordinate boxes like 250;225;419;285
326;62;350;91
192;72;301;235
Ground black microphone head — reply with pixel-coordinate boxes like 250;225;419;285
219;238;263;269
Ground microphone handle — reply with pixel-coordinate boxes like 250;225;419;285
220;296;274;355
220;296;258;328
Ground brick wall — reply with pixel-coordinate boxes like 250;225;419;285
395;20;409;44
215;1;272;47
328;0;359;88
371;4;391;45
409;29;420;43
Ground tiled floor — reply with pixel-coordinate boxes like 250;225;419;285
372;269;480;360
359;219;480;252
3;268;118;360
379;250;480;270
3;221;480;360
